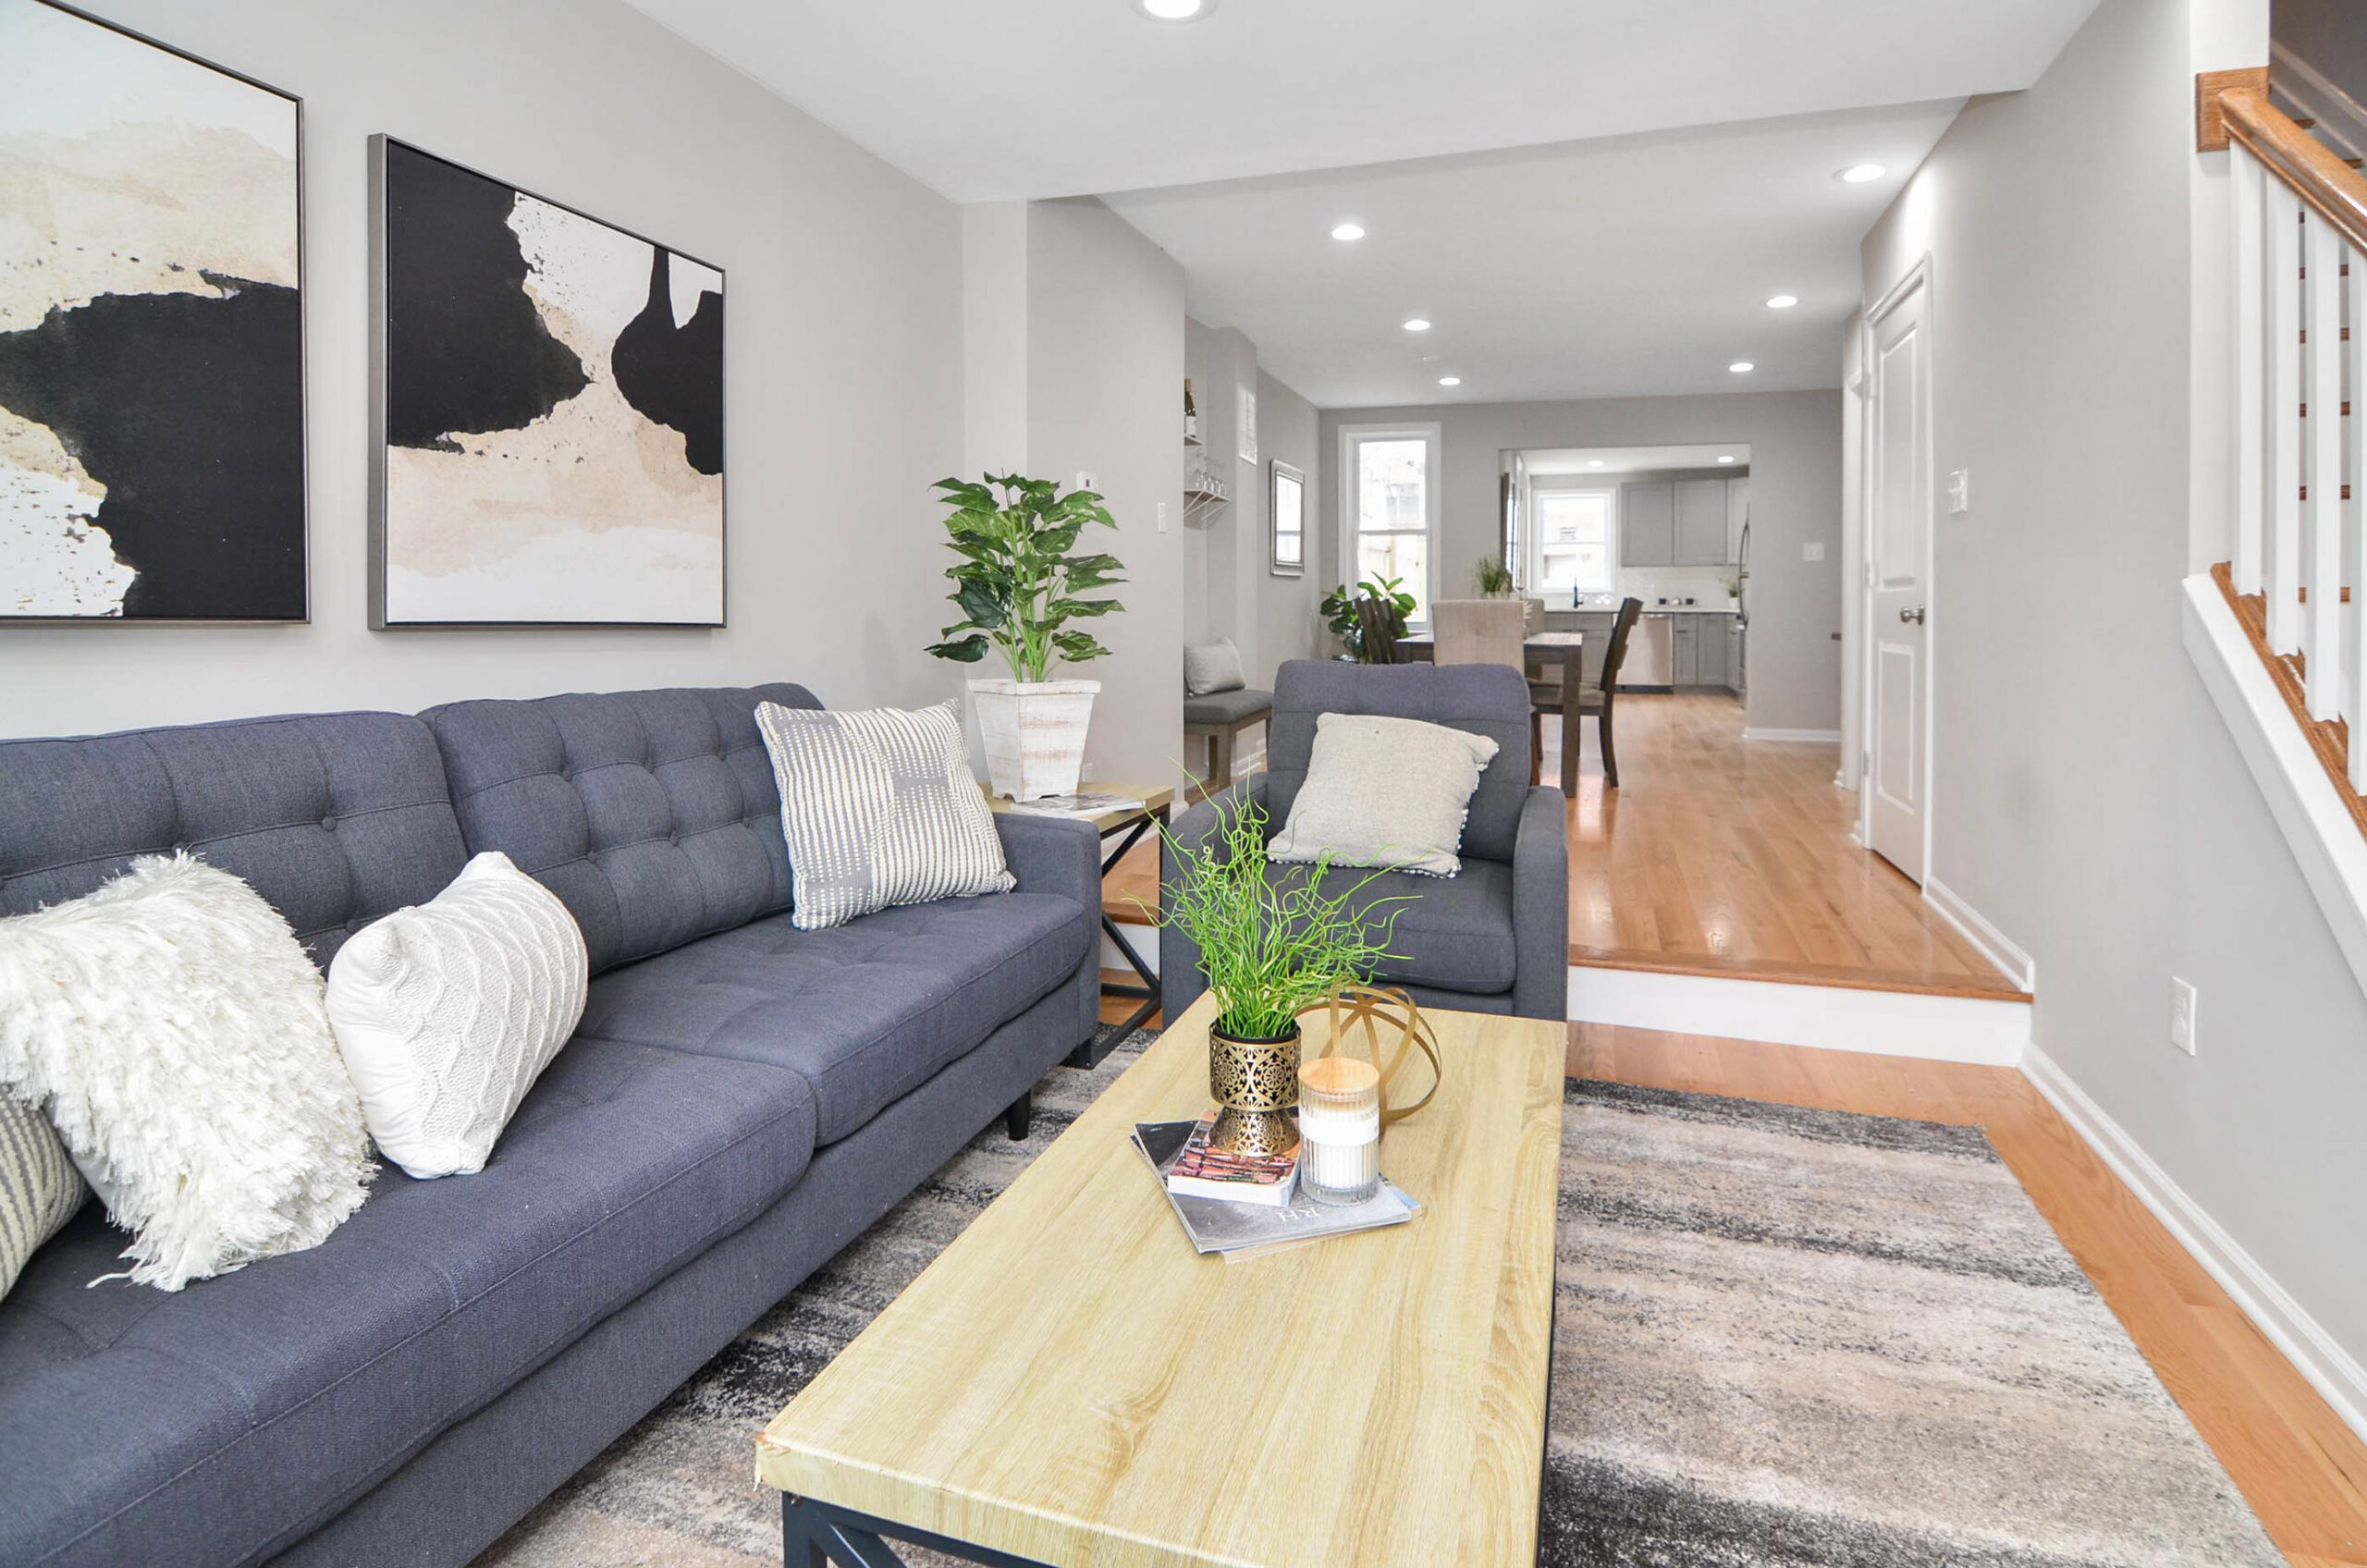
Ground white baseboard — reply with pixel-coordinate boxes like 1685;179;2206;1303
1741;727;1844;744
1567;965;2030;1066
1922;876;2036;993
2022;1042;2367;1447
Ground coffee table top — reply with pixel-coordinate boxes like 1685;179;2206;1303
755;993;1565;1567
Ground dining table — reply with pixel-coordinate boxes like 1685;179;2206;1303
1392;630;1586;795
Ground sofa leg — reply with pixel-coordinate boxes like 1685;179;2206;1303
1003;1090;1033;1142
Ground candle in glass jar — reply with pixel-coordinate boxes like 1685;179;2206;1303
1297;1056;1382;1206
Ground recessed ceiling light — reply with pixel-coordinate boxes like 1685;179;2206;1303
1835;163;1886;184
1717;455;1736;464
1586;459;1605;469
1729;361;1755;374
1765;294;1798;309
1134;0;1212;18
1402;317;1431;332
1437;375;1461;386
1331;222;1365;241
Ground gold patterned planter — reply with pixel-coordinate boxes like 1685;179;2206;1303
1207;1025;1301;1156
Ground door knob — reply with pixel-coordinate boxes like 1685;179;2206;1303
1898;606;1927;625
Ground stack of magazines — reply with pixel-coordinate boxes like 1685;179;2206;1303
1132;1118;1420;1262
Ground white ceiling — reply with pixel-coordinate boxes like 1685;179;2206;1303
1527;445;1749;476
1105;100;1963;407
623;0;2100;204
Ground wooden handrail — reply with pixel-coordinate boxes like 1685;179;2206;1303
2214;84;2367;258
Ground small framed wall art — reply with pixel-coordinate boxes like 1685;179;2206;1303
0;0;306;621
369;136;726;627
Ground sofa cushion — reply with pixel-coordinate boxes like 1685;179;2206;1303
1265;661;1530;864
0;712;469;970
423;685;817;974
0;1037;814;1568
577;891;1093;1144
1282;858;1517;996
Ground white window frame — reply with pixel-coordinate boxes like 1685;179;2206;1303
1337;422;1442;628
1526;481;1619;597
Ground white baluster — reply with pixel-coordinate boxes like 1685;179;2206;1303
2269;190;2305;653
2348;236;2367;790
2305;213;2343;718
2233;150;2266;594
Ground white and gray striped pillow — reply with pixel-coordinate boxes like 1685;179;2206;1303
754;700;1014;931
1;1092;83;1299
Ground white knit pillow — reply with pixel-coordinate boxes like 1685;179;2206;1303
325;852;588;1180
754;700;1013;931
0;854;375;1292
1269;713;1500;877
0;1092;83;1299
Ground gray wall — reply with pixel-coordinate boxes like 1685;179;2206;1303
0;0;964;740
1025;200;1186;787
1318;391;1845;733
1254;370;1322;677
1863;0;2367;1372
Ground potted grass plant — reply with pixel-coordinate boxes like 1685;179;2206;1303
926;474;1126;800
1159;784;1413;1154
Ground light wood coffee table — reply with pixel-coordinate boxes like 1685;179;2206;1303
755;993;1565;1567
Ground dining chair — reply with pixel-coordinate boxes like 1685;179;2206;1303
1529;596;1643;790
1431;598;1527;669
1355;596;1406;663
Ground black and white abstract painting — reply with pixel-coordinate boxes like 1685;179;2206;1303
0;0;305;620
373;138;724;626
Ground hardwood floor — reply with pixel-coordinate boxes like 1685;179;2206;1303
1110;692;2020;998
1568;1022;2367;1568
1558;692;2025;997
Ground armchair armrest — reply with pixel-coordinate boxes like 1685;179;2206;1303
1158;775;1272;1023
993;812;1101;925
1510;785;1569;1022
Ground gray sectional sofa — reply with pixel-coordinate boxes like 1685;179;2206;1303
0;684;1102;1568
1161;660;1570;1023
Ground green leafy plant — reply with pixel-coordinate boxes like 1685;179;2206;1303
1158;784;1413;1040
1472;555;1515;594
1319;575;1417;661
924;474;1126;681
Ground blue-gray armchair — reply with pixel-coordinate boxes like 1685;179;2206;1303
1159;659;1569;1023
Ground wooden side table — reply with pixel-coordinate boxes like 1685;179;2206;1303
985;781;1174;1064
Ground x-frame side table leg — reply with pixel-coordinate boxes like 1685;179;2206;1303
1066;802;1168;1069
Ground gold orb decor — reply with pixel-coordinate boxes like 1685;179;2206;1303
1303;985;1441;1132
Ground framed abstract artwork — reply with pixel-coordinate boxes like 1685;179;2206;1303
1270;459;1305;577
369;137;725;627
0;0;306;621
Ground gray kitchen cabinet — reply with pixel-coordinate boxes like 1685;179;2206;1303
1674;480;1729;566
1694;615;1728;687
1726;477;1750;563
1671;618;1698;685
1620;482;1674;566
1728;619;1746;694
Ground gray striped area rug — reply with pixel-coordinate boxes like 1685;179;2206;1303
479;1038;2283;1567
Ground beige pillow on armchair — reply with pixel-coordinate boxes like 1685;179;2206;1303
1268;713;1500;877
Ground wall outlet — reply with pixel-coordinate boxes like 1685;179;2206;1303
1157;500;1169;533
1080;761;1096;784
1802;541;1825;562
1947;467;1971;515
2169;976;2198;1056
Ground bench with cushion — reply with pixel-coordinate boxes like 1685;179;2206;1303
1183;686;1272;790
0;684;1100;1568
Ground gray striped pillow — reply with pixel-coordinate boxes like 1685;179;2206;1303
1;1092;83;1299
754;700;1014;931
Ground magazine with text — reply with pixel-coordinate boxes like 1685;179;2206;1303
1133;1120;1419;1257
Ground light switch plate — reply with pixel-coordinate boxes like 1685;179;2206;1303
1947;468;1971;515
1074;471;1097;493
1157;500;1169;533
1802;542;1825;562
2169;976;2198;1055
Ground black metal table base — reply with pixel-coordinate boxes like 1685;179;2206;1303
1064;802;1167;1069
786;1495;1056;1568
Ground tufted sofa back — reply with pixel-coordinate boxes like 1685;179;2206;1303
422;685;818;974
0;712;470;969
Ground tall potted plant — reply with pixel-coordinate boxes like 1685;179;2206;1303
926;474;1126;800
1159;786;1411;1154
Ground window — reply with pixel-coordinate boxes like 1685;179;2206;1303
1531;488;1614;595
1340;423;1441;624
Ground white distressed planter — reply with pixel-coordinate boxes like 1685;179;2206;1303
971;678;1098;800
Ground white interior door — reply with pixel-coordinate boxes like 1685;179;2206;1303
1865;268;1932;883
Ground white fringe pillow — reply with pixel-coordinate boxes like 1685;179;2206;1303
325;851;589;1180
0;854;375;1292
